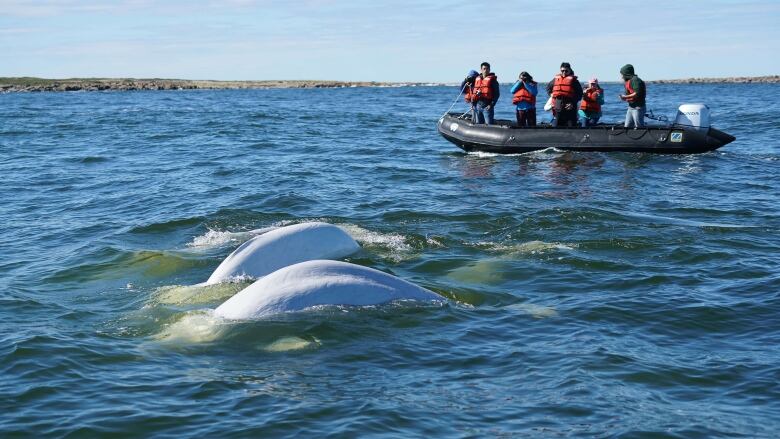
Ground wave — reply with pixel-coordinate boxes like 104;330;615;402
149;281;249;306
185;226;275;250
336;223;416;261
47;248;212;283
129;217;205;234
474;240;576;255
504;302;559;318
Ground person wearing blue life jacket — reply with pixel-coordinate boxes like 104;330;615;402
510;71;538;127
472;62;500;125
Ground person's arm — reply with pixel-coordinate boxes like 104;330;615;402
573;80;583;101
546;79;554;95
491;80;500;106
510;81;521;94
620;79;638;101
527;82;538;96
582;88;593;103
635;78;646;101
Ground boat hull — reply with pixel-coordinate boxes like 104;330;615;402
437;113;735;154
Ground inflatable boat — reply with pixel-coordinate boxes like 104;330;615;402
437;104;736;154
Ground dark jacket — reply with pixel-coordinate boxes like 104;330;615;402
546;74;583;112
620;64;646;107
460;76;476;93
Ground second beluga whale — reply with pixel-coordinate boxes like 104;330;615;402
205;222;360;285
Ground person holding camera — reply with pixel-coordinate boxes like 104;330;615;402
579;77;604;127
472;62;500;125
510;71;538;127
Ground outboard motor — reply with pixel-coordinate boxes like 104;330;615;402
675;104;710;130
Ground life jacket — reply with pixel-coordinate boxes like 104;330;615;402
580;87;602;112
552;74;578;99
474;73;497;101
624;77;645;103
512;82;537;105
463;83;476;103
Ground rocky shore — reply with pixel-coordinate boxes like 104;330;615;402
0;77;441;93
1;75;777;93
649;75;780;84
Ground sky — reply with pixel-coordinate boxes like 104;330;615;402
2;0;779;82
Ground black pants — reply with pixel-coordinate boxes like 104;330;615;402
515;108;536;127
554;109;578;127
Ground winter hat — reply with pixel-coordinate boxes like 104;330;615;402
560;62;572;70
467;70;478;78
589;77;599;84
620;64;635;76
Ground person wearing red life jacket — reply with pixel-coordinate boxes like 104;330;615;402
460;69;479;119
619;64;646;128
472;62;500;125
510;71;538;127
545;62;583;127
578;77;604;127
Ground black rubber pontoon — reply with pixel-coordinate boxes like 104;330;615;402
437;113;736;154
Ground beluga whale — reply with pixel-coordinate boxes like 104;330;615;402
214;260;444;320
206;222;360;285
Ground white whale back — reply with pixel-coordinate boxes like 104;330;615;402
214;260;442;319
206;222;360;285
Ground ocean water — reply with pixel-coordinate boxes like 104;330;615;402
1;83;779;437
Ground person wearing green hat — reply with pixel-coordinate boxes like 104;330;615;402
619;64;646;128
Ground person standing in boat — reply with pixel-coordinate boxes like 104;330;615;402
510;71;538;127
546;62;583;127
461;69;479;119
619;64;646;128
578;77;604;127
472;62;500;125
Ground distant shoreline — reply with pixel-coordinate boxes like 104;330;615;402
1;75;778;93
0;78;439;93
649;75;779;84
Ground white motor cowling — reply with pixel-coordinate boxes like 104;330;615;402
675;104;710;129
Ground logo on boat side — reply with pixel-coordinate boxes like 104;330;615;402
450;123;459;132
671;132;683;143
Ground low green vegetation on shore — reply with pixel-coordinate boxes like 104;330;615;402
0;77;430;92
1;75;778;93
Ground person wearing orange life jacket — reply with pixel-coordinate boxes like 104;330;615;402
545;62;583;127
578;77;604;127
510;71;538;127
619;64;646;128
460;69;479;119
472;62;500;125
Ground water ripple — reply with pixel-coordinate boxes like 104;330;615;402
0;85;778;436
